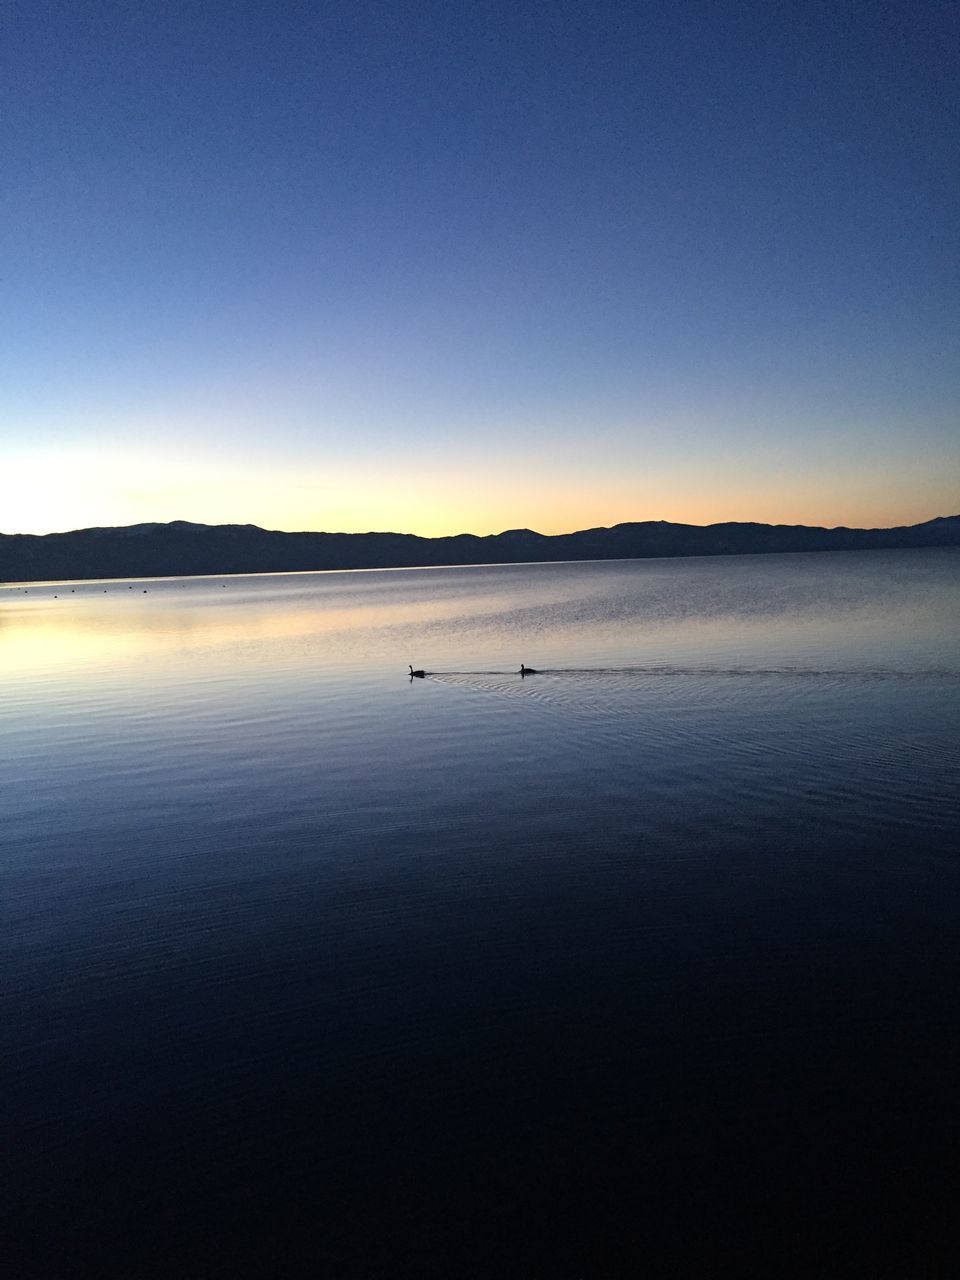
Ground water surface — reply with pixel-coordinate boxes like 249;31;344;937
3;549;959;1277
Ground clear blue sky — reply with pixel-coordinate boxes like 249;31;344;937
3;0;957;535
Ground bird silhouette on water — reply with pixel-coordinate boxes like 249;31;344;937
409;665;426;679
520;663;538;676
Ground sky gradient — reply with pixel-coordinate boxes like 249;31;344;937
3;0;958;536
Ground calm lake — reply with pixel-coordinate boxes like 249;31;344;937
3;548;959;1277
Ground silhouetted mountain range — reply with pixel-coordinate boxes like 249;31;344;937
2;516;958;583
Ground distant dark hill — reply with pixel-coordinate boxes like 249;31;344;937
1;515;958;584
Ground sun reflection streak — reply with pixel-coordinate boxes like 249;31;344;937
0;583;520;678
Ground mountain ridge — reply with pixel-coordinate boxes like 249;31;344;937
2;516;958;584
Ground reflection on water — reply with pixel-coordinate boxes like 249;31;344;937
2;548;959;1277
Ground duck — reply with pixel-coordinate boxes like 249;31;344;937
409;665;426;678
519;663;538;676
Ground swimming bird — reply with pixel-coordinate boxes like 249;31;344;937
520;663;538;675
409;665;426;678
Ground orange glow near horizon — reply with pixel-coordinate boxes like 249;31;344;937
4;440;957;539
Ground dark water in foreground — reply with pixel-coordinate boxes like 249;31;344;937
3;549;959;1277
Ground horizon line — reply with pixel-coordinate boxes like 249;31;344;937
4;512;958;541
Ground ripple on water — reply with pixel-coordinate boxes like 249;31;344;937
2;550;960;1276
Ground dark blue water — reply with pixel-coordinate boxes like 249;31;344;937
3;550;959;1277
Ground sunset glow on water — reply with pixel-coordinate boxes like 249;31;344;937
3;550;959;1275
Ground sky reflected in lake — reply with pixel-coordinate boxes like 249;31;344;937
2;549;959;1277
